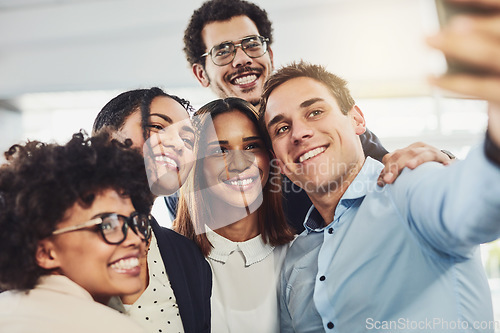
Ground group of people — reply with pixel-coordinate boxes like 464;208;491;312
1;0;500;332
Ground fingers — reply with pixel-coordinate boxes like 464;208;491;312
446;0;500;10
427;16;500;74
378;143;423;186
428;74;500;105
427;6;500;102
377;143;453;186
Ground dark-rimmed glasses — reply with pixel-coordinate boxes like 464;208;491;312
201;35;269;66
52;212;153;245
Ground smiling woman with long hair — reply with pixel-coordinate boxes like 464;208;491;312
174;97;294;333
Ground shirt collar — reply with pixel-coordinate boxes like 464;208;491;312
304;157;383;232
206;229;275;266
107;231;175;312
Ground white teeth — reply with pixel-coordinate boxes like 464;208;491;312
299;147;326;163
228;178;254;186
234;75;257;85
110;257;139;270
155;155;178;168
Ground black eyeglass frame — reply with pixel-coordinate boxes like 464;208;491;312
201;35;270;66
52;212;153;245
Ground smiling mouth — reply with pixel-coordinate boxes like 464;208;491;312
223;177;256;187
155;155;178;170
232;74;258;86
109;257;140;273
297;147;327;163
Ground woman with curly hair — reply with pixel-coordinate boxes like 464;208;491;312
174;97;295;333
0;132;154;333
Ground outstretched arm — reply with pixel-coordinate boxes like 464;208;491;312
390;0;500;257
427;0;500;164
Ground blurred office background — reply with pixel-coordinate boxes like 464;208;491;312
0;0;497;326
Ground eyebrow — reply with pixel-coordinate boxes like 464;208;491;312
90;212;112;220
181;125;195;134
242;136;262;142
207;136;262;146
217;35;257;45
207;140;228;146
149;113;173;124
266;114;285;131
300;97;324;108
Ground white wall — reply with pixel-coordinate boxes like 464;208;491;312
0;109;22;163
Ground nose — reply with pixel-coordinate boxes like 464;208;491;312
226;149;254;173
232;46;253;68
121;224;143;248
290;121;313;145
156;129;185;153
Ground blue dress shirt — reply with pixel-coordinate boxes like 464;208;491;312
280;143;500;332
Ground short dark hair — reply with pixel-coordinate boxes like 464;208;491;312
0;131;154;291
92;87;193;140
260;61;355;117
183;0;273;67
174;97;294;256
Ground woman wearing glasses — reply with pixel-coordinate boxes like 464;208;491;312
0;132;153;332
174;97;295;333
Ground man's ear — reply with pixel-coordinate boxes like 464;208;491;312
268;46;275;71
192;63;210;88
36;240;60;270
350;105;366;135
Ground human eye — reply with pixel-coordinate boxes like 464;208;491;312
243;36;262;50
182;136;194;150
214;43;233;58
308;110;323;118
146;123;164;132
245;141;263;150
275;125;289;135
208;145;228;156
100;216;121;233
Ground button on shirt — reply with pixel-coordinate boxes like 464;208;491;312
207;230;288;333
280;145;500;333
109;232;184;333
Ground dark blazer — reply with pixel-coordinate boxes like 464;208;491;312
165;128;388;234
152;219;212;333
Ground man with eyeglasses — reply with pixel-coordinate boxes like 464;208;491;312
185;2;274;107
174;0;454;233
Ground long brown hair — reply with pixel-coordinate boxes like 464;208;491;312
174;97;294;256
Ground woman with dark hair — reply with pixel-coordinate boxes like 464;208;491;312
93;87;211;333
174;97;294;333
0;132;153;332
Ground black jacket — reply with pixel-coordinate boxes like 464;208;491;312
152;219;212;332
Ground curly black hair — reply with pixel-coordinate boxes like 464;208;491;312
183;0;273;67
92;87;194;141
0;131;154;291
